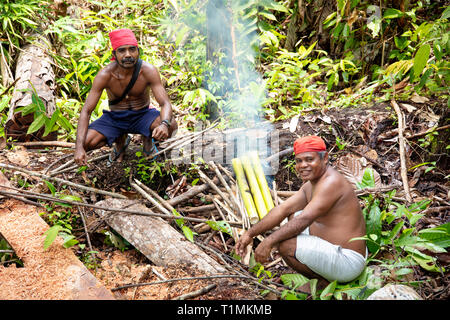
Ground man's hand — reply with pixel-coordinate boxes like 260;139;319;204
235;232;253;257
254;239;274;263
74;148;87;166
152;123;169;141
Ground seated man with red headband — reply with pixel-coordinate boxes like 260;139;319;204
74;28;177;166
235;136;367;287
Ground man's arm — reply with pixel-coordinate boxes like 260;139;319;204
235;187;308;256
145;65;173;140
74;71;108;165
254;176;342;262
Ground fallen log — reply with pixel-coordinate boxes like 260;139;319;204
95;198;227;275
5;33;58;142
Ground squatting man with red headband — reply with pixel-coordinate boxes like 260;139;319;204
74;28;177;166
235;136;368;287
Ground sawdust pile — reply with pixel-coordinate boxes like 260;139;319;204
0;199;112;300
0;199;76;299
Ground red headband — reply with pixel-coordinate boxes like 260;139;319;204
294;136;326;155
109;29;138;60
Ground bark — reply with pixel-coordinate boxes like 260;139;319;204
5;33;57;142
95;198;227;275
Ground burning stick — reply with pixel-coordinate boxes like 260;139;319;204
232;158;259;224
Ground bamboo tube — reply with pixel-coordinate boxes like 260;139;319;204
232;158;259;224
240;155;267;220
248;151;274;212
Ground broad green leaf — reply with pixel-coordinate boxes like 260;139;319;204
43;108;60;137
280;273;310;289
282;291;304;300
412;241;446;254
60;233;78;248
357;168;376;189
309;279;318;299
323;12;337;27
58;194;82;202
387;221;404;243
383;8;404;19
0;96;10;112
206;220;232;236
27;113;47;134
327;72;336;91
394;36;409;50
43;180;57;196
182;225;194;243
412;44;431;80
405;247;444;272
418;223;450;248
43;225;63;250
31;92;46;114
269;3;289;13
366;201;382;253
18;103;37;116
408;213;424;226
56;115;73;132
441;6;450;20
320;280;337;300
395;268;413;276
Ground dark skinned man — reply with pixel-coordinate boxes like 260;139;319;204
74;28;177;166
236;136;367;286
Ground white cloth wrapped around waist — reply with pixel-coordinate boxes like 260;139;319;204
293;210;367;283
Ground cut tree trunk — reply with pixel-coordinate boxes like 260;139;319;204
95;198;227;275
5;33;57;142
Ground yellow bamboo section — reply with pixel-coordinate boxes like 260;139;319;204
240;155;267;219
232;158;259;224
248;151;274;213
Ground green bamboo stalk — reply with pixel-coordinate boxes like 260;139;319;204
240;155;267;219
231;158;259;224
248;151;274;213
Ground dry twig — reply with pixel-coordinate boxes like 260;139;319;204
0;163;126;199
391;99;412;202
171;283;217;300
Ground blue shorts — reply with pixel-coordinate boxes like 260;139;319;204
89;107;160;146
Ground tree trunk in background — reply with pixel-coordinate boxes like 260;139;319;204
205;0;233;121
5;33;57;142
